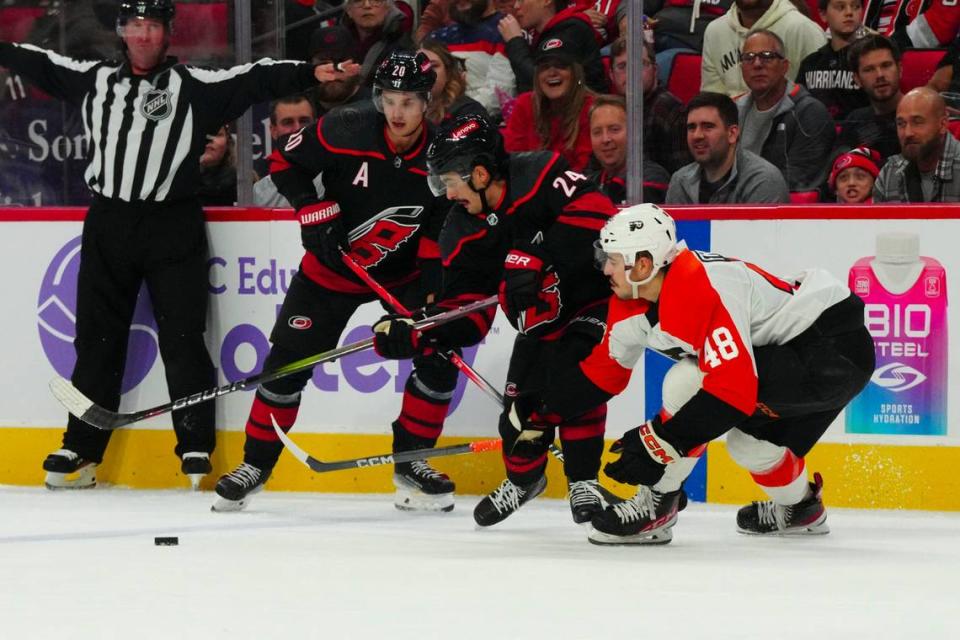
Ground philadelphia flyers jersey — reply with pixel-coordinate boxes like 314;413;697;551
579;249;852;416
427;151;618;347
270;103;447;292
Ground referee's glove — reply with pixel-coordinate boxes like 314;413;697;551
298;200;348;267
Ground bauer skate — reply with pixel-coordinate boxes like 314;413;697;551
43;448;97;490
588;486;682;545
473;475;547;527
212;462;269;512
393;460;455;512
736;472;829;536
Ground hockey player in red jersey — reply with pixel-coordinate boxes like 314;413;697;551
371;114;619;526
213;51;463;512
511;204;875;544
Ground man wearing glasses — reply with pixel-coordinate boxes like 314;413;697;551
735;29;835;192
342;0;415;86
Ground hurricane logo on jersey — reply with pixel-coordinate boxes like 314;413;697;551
348;206;423;268
871;362;927;393
38;236;159;393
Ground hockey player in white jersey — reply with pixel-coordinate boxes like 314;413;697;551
510;204;875;544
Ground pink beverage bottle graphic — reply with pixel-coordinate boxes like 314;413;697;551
846;232;947;435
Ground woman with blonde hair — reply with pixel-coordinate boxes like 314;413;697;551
419;39;489;125
503;38;595;171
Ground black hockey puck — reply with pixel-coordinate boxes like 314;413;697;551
154;536;179;546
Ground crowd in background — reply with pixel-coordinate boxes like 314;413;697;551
2;0;960;206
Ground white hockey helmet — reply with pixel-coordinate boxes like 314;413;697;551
596;203;679;293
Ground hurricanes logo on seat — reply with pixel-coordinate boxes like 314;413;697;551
348;206;424;268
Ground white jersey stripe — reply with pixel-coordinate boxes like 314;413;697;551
16;43;99;73
185;58;298;83
154;104;193;201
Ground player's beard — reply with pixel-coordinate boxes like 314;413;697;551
314;76;361;105
450;0;488;26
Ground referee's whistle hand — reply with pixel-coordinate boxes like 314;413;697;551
315;60;360;83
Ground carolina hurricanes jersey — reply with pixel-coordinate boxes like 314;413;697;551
426;151;618;347
270;104;447;292
583;249;851;414
864;0;960;47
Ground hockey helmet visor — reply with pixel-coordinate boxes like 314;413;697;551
426;114;504;195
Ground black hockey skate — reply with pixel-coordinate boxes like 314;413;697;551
568;479;606;524
473;475;547;527
43;448;97;490
736;472;829;536
181;452;212;491
588;486;682;545
212;462;269;512
393;460;456;512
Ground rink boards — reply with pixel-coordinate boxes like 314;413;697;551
2;204;959;510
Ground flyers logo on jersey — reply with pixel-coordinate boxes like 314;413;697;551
348;206;424;268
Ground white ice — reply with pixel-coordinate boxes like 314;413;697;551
1;485;957;640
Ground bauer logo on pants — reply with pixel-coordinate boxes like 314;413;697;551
37;236;159;393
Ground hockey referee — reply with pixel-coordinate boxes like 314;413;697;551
0;0;360;490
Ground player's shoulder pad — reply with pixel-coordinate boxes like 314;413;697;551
507;151;564;201
319;103;382;149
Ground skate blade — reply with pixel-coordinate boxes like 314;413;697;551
737;518;830;537
210;483;264;512
44;465;97;490
393;487;455;513
188;474;204;491
587;525;674;546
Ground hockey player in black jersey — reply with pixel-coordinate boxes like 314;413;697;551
214;50;463;512
371;114;619;526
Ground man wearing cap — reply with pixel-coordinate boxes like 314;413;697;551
829;146;880;203
874;87;960;203
308;25;371;117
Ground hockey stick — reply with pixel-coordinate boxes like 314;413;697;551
271;415;502;472
49;295;498;431
339;252;565;463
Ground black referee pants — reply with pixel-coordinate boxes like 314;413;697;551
61;196;215;463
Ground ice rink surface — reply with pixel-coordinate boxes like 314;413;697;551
1;486;957;640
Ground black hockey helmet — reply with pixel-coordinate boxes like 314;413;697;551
426;114;507;196
372;50;436;109
117;0;175;28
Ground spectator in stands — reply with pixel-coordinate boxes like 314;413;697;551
308;25;370;117
497;0;607;93
701;0;826;96
254;95;316;181
198;125;237;206
736;29;836;191
419;39;490;124
874;87;960;202
828;145;880;202
635;38;694;173
796;0;871;121
863;0;960;50
588;94;671;204
503;37;595;171
609;36;627;95
928;39;960;94
424;0;516;119
415;0;517;43
341;0;414;86
837;34;903;160
642;0;734;84
666;91;790;203
254;97;325;207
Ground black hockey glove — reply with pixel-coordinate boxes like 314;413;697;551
603;416;683;486
372;313;427;360
298;200;348;267
498;244;553;322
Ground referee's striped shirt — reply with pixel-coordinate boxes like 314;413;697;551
0;42;320;203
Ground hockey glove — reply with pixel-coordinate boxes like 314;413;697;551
298;200;348;267
603;415;682;486
373;313;424;360
498;245;553;322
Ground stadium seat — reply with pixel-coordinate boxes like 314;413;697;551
666;52;702;105
0;7;46;43
789;191;820;204
900;49;948;92
170;2;229;63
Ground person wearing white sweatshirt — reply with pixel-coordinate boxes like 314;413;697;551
701;0;826;96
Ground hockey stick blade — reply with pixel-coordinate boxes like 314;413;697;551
49;296;498;430
272;415;501;473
